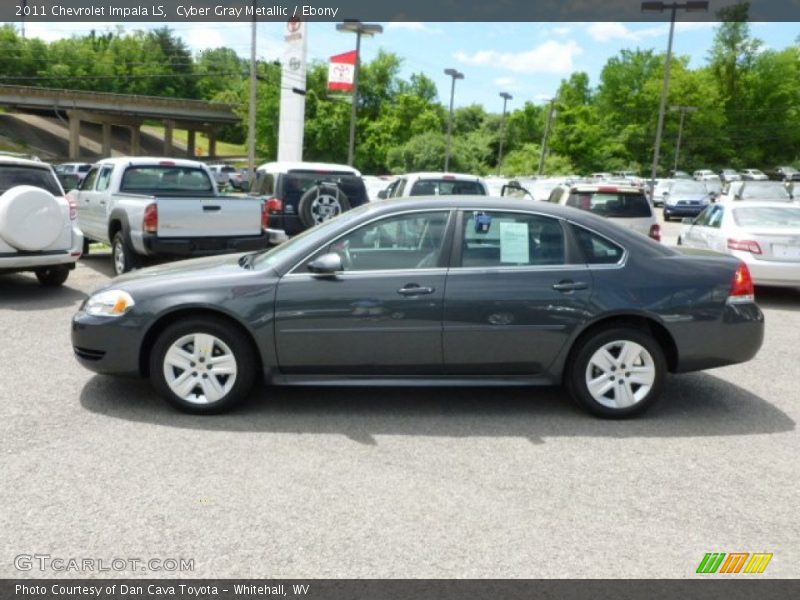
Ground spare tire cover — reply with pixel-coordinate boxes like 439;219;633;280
0;185;64;251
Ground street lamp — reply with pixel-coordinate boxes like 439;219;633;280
538;97;557;176
670;105;698;171
641;1;709;192
443;68;464;172
497;92;513;174
337;19;383;167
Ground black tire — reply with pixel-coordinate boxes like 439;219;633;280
149;317;257;415
298;185;351;229
565;326;666;419
111;231;141;276
82;237;91;256
35;265;70;287
676;236;682;245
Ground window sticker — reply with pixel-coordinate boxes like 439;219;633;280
499;222;529;263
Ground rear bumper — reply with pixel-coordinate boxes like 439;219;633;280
140;229;285;257
743;258;800;287
671;302;764;373
0;226;83;272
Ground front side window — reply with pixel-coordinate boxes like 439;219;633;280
95;166;113;192
707;206;724;228
459;211;566;268
322;211;451;272
81;168;99;191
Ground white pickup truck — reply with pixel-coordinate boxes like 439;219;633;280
72;157;286;275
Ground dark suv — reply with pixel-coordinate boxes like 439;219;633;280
250;162;369;236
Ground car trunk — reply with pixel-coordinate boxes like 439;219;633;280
741;230;800;262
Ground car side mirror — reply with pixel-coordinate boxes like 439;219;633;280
307;252;343;276
377;190;387;199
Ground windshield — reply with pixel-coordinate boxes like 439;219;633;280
253;203;374;270
566;191;651;218
671;182;707;195
733;206;800;228
0;165;63;196
739;182;792;200
120;166;215;196
409;179;486;196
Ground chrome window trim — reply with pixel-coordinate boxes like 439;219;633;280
565;219;629;269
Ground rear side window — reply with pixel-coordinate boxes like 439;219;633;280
572;225;625;264
410;179;486;196
566;191;651;218
0;166;63;196
120;166;214;195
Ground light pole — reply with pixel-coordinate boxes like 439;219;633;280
337;19;383;167
670;105;698;172
443;68;464;172
538;98;557;176
246;2;257;181
497;92;513;175
641;1;709;193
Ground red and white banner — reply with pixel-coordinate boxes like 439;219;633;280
328;51;357;92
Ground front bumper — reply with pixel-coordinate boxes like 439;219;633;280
664;204;706;218
71;311;147;376
140;229;286;257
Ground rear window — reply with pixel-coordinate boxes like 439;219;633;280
738;182;792;201
280;171;367;206
733;207;800;228
0;165;63;196
566;191;651;218
120;166;214;196
410;179;486;196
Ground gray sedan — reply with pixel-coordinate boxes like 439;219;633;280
72;198;764;418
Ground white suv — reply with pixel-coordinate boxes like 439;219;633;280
378;172;488;198
0;157;83;286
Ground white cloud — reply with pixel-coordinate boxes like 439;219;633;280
551;26;572;36
454;40;583;75
386;22;442;34
186;27;226;51
586;21;719;43
494;77;515;87
586;22;639;42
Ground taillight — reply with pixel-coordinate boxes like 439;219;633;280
143;203;158;233
261;201;270;231
728;263;755;304
66;194;78;220
727;238;762;255
266;197;283;213
648;223;661;242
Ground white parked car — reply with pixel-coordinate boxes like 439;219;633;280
378;172;489;199
547;183;661;241
693;169;719;182
0;157;83;286
678;201;800;288
717;180;795;204
740;168;768;181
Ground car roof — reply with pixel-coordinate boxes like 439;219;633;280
0;156;51;169
256;161;362;176
566;183;643;193
401;172;486;181
96;157;208;168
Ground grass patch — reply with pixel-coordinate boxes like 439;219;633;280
142;125;247;157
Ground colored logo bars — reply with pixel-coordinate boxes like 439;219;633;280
697;552;773;574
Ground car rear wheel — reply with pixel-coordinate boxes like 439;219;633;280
35;265;70;287
149;317;257;414
566;327;666;418
111;232;140;275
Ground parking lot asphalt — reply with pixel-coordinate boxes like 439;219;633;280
1;216;798;579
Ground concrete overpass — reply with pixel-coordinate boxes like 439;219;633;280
0;85;240;159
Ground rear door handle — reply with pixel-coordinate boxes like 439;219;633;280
203;205;222;212
398;285;435;296
552;280;588;292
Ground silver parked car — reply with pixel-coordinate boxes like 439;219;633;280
678;201;800;288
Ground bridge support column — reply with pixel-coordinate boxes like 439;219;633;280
130;125;141;155
101;122;112;157
208;130;217;159
187;130;196;157
68;111;81;160
164;120;174;156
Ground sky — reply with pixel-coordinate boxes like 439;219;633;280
16;20;800;111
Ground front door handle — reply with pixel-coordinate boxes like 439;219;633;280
398;285;435;296
203;205;222;212
552;280;588;292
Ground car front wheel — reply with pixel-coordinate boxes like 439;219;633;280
149;317;257;414
566;327;666;418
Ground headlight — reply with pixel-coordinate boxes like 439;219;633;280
85;290;135;317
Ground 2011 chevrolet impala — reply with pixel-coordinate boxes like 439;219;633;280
72;198;764;418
